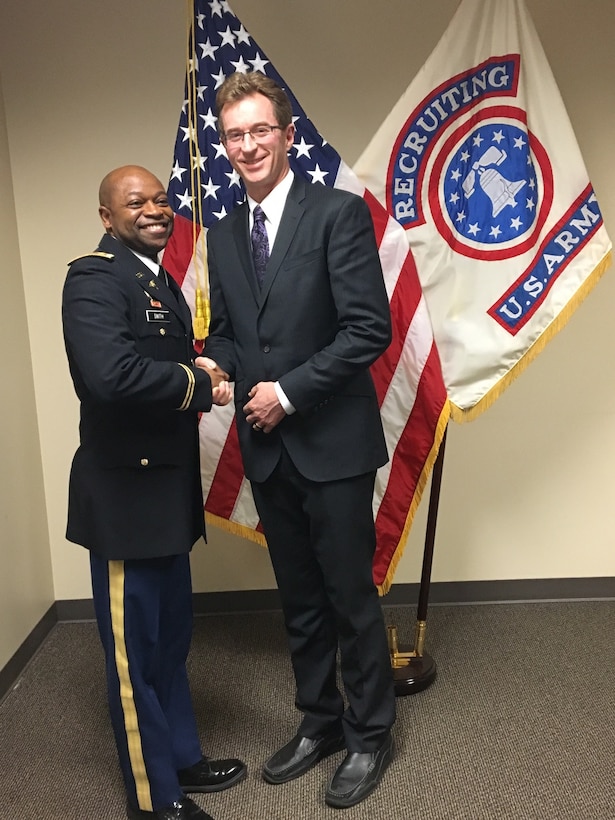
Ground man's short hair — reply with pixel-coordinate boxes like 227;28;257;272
216;72;293;132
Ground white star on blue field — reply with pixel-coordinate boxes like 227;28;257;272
443;123;538;245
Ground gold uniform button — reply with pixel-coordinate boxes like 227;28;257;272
159;328;166;336
140;458;149;467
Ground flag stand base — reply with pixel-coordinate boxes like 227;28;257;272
386;427;447;696
388;619;437;696
392;651;437;696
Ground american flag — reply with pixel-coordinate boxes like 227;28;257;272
163;0;449;593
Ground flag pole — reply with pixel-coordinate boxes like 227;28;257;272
387;425;448;695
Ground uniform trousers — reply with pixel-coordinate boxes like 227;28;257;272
250;446;395;752
90;552;202;812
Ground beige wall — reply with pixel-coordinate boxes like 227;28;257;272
0;0;613;664
0;73;54;671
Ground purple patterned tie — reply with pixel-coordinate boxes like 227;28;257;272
251;205;269;288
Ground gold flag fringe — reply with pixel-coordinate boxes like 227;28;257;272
450;249;612;424
376;399;450;596
205;511;268;548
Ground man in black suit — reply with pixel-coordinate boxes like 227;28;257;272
62;165;245;820
204;74;396;810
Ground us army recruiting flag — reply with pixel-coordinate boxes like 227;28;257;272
354;0;612;421
163;0;449;593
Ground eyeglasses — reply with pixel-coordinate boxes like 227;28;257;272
221;124;283;147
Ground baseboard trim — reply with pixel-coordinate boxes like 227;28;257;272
384;576;615;606
53;576;615;623
53;587;286;622
0;604;56;703
4;577;613;702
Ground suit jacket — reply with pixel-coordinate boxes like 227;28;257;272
205;176;392;483
62;233;213;560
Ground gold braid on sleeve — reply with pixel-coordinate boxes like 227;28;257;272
176;363;196;411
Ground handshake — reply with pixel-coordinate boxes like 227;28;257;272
195;356;232;407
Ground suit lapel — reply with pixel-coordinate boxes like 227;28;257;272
260;178;306;300
231;203;261;304
224;178;307;306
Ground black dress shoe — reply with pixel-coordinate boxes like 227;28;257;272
324;732;394;809
262;727;346;784
178;755;247;793
126;795;213;819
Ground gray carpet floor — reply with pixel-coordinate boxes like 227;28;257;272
1;601;614;819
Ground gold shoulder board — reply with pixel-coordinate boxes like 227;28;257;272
68;251;115;265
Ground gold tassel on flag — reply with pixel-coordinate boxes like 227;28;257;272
193;286;210;341
184;0;211;342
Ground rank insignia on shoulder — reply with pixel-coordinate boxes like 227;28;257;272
68;251;115;265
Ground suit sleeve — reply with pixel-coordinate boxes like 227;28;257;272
62;260;213;411
278;194;392;412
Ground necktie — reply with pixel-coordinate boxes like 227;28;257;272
251;205;269;288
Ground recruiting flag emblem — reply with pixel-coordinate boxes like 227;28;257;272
355;0;611;420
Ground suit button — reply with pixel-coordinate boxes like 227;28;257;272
263;344;271;353
140;458;149;467
159;328;166;336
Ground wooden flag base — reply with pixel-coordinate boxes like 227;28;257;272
392;652;437;695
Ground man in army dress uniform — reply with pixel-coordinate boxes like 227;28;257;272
62;165;244;820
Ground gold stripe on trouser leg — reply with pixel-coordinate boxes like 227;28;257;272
109;560;153;812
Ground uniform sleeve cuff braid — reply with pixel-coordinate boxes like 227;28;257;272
176;363;196;410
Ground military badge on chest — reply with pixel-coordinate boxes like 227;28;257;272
141;285;170;323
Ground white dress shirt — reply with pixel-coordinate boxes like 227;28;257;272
247;170;296;415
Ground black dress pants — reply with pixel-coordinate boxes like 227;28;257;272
251;447;396;752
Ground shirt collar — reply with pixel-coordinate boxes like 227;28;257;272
131;249;161;275
107;235;161;275
247;170;294;227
